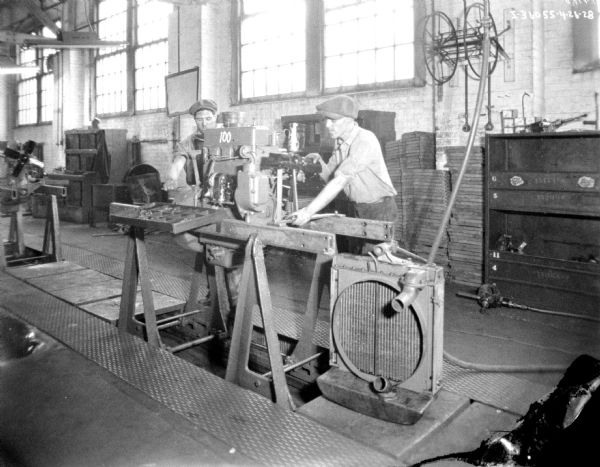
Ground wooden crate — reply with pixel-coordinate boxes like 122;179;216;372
45;171;99;224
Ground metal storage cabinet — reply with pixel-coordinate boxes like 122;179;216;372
484;132;600;319
48;129;127;224
64;129;128;183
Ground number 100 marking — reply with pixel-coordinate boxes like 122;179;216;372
219;131;232;143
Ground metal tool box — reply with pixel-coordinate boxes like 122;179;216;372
484;132;600;318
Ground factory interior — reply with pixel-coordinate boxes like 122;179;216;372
1;0;599;466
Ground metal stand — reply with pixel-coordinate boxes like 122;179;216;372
225;234;295;409
117;226;223;351
42;195;62;262
1;194;61;269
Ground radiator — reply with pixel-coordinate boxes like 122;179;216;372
318;253;444;423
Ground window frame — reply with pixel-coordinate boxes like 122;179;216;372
16;35;55;127
233;0;426;105
93;0;171;118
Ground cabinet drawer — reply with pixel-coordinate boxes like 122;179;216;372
488;189;600;216
489;172;599;192
487;251;600;296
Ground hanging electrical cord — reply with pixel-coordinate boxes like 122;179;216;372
426;0;570;374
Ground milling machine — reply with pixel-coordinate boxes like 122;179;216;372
174;125;321;223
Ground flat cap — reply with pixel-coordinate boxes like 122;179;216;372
189;99;217;116
316;95;359;119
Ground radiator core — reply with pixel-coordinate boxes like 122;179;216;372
334;280;423;383
329;253;444;395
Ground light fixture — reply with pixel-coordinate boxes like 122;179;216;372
0;55;39;75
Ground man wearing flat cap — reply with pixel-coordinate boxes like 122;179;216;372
291;95;397;230
164;98;240;312
164;98;218;192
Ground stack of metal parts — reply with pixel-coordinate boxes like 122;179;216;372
403;169;452;268
384;131;436;245
445;145;485;286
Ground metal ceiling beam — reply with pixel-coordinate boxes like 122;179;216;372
21;0;61;35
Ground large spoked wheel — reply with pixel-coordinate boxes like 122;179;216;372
422;11;459;85
463;2;498;80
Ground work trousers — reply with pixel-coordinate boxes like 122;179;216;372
349;196;398;254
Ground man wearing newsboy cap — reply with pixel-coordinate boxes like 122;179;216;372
163;98;240;311
164;98;218;192
291;95;397;229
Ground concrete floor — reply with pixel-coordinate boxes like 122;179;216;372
2;212;599;466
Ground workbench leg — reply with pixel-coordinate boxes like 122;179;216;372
9;208;25;257
292;253;330;362
225;235;293;409
212;265;230;333
42;195;62;261
184;252;204;314
117;227;161;348
0;240;6;271
135;229;161;348
118;229;139;335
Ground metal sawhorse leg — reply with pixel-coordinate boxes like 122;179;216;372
117;226;227;351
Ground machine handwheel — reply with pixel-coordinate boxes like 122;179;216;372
463;2;498;80
422;11;459;85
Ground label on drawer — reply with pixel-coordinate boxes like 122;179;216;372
510;176;524;187
577;176;595;188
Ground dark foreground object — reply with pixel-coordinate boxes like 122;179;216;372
409;354;600;466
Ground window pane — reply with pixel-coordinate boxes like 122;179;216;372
19;48;36;67
375;46;394;82
340;53;358;86
41;74;54;122
96;52;127;114
358;49;375;84
134;1;172;110
240;0;306;98
137;0;172;45
135;41;168;111
17;78;37;125
98;0;127;56
395;43;414;80
325;55;341;88
241;71;254;98
324;0;414;89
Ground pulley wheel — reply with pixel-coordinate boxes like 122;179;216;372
422;11;459;85
463;2;499;80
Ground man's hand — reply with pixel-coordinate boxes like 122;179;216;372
290;207;313;226
163;178;178;190
303;152;323;165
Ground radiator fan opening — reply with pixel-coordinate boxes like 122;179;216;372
332;280;424;385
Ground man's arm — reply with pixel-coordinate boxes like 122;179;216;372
164;154;186;190
291;173;350;225
304;152;331;182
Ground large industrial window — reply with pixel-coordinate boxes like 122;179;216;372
16;28;55;126
323;0;414;89
95;0;171;115
240;0;307;99
135;0;171;110
96;0;128;114
237;0;418;101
